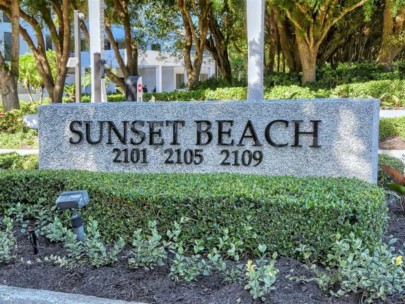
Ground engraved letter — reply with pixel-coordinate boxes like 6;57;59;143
69;121;83;144
265;120;289;147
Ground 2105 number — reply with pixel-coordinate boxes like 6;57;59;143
164;149;204;165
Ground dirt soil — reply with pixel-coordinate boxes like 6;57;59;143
379;136;405;150
1;200;405;304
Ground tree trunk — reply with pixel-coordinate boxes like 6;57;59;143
265;8;278;73
0;66;19;111
177;0;210;90
296;35;318;84
27;85;34;102
0;0;19;111
273;9;301;72
377;1;405;70
205;12;232;84
103;0;138;92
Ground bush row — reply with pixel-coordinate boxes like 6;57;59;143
0;170;386;260
75;80;403;105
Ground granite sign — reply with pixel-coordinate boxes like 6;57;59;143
39;99;379;183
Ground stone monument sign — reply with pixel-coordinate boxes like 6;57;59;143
39;98;379;183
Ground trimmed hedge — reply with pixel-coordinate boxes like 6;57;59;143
0;171;386;259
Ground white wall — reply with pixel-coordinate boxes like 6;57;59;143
162;67;175;92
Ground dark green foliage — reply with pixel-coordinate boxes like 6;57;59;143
378;154;405;187
0;171;386;260
0;153;38;170
144;90;206;102
379;117;405;141
315;62;405;88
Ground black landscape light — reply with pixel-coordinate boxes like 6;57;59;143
55;190;89;242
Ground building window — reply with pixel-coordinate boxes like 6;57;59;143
1;12;10;23
46;35;53;50
3;32;12;61
104;39;111;50
176;74;185;89
200;74;208;82
117;39;125;49
151;44;161;51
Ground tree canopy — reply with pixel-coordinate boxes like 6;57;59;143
0;0;404;103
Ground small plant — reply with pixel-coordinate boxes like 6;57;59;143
216;228;243;262
380;164;405;210
128;221;167;269
167;220;209;282
42;216;70;242
0;217;16;264
58;218;125;268
295;234;405;303
223;264;245;283
169;241;209;282
207;247;227;273
244;245;279;301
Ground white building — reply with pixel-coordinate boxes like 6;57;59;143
68;49;215;94
0;12;216;98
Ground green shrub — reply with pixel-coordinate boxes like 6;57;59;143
205;87;247;100
145;90;206;102
0;131;38;149
0;153;38;170
0;217;15;264
0;102;39;134
0;171;386;260
380;117;405;141
333;80;405;100
378;154;405;187
311;234;405;303
264;85;330;99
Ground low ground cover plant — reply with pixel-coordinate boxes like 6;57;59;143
2;204;404;303
378;154;405;187
0;170;386;261
292;234;405;303
0;217;15;264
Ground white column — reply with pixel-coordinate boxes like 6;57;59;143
183;68;188;87
156;65;162;93
247;0;265;101
88;0;106;102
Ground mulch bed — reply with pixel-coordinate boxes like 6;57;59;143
1;199;405;303
0;136;404;303
379;136;405;150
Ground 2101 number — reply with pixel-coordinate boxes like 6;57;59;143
113;148;148;164
220;150;263;167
